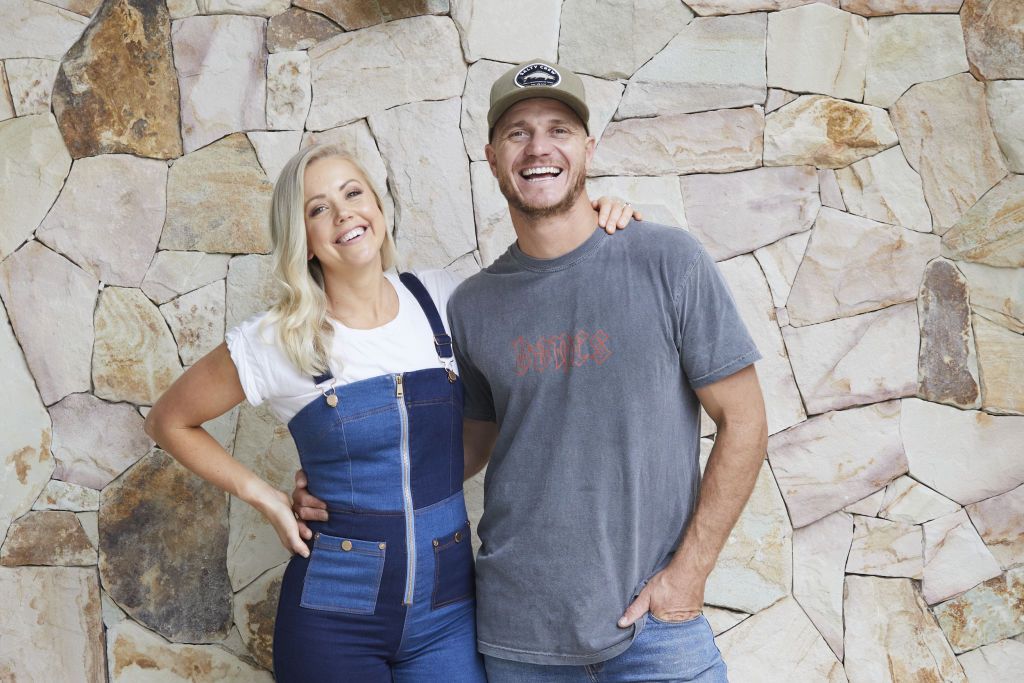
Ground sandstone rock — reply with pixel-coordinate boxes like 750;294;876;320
680;165;818;260
934;568;1024;653
618;13;766;117
167;0;197;19
840;0;962;14
792;511;852;659
716;596;846;682
77;511;98;550
1;510;95;566
967;484;1024;570
302;120;390;206
100;449;231;642
689;0;838;13
0;114;72;261
204;0;288;17
162;134;273;255
32;478;99;511
923;509;1003;604
248;131;303;185
296;0;446;30
0;0;89;59
307;16;465;131
141;251;230;305
962;261;1024;334
470;161;516;268
917;259;981;409
52;0;181;159
226;254;279;331
962;0;1024;80
817;169;845;210
703;607;750;636
753;231;812;308
844;575;966;682
890;74;1008;233
767;4;867;100
844;489;885;516
107;618;273;682
957;639;1024;682
877;476;961;526
160;281;225;366
847;515;922;579
766;88;798;113
987;81;1024;173
902;398;1024;506
450;0;557;63
5;58;58;116
941;174;1024;267
267;7;343;53
787;208;939;326
974;314;1024;415
764;96;897;169
233;562;285;670
768;401;906;528
560;0;693;80
267;51;310;131
0;241;96;404
835;146;931;232
369;98;475;270
0;566;103;681
92;287;183;405
0;64;14;121
37;154;167;287
718;255;806;434
586;176;688;230
864;14;968;109
171;14;266;154
592;107;764;176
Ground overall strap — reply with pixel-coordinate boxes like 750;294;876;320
398;272;454;362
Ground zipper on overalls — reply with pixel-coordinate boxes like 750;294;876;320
395;373;416;605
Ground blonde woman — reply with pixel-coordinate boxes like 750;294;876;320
145;143;636;681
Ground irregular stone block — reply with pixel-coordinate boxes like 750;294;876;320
32;478;100;511
941;174;1024;268
141;251;230;306
974;314;1024;415
267;7;342;53
172;14;266;154
689;0;838;13
844;575;966;682
847;515;922;579
1;510;95;566
0;566;103;681
923;509;1003;604
100;449;231;642
0;241;96;404
787;208;939;326
450;0;556;63
0;0;89;59
680;165;818;261
369;98;475;270
767;4;867;101
934;568;1024;653
986;81;1024;173
37;154;167;287
0;64;14;121
844;488;885;517
92;287;183;405
226;254;278;331
864;14;968;108
618;13;766;117
793;511;852;659
957;639;1024;682
764;95;897;169
890;73;1008;233
233;562;285;670
753;231;811;308
877;476;960;526
817;169;845;210
266;51;310;131
296;0;446;30
917;259;981;409
248;130;303;185
167;0;197;18
766;87;798;113
592;107;764;176
470;160;516;268
0;114;72;261
960;261;1024;335
703;606;750;636
835;146;932;232
768;401;907;528
204;0;288;17
967;484;1024;570
586;176;687;231
902;398;1024;506
52;0;181;159
161;134;273;255
307;16;465;131
160;280;225;367
841;0;962;14
962;0;1024;80
302;120;390;206
5;57;59;116
717;596;846;682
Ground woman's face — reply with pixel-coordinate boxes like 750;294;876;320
302;157;387;274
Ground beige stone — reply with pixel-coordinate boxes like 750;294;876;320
233;562;285;670
160;280;225;366
0;0;89;59
766;88;798;113
267;7;343;53
962;0;1024;80
0;63;14;121
957;639;1024;682
204;0;288;17
767;4;867;100
248;130;303;186
471;161;516;268
835;146;932;232
92;287;183;405
923;509;1003;604
586;176;688;231
450;0;557;63
167;0;197;19
295;0;447;30
141;251;230;306
974;314;1024;415
689;0;838;12
878;476;961;526
226;254;279;331
792;512;852;659
32;478;99;512
817;169;845;210
841;0;962;14
753;230;812;308
844;489;885;516
162;134;273;255
847;515;922;579
592;107;764;176
1;510;95;566
890;74;1008;233
967;484;1024;570
308;16;465;131
941;174;1024;268
934;568;1024;653
5;57;58;116
764;96;896;169
267;51;310;131
703;606;750;636
987;81;1024;173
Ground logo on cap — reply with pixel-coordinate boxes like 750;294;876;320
514;63;561;89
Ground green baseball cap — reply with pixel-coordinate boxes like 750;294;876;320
487;59;590;138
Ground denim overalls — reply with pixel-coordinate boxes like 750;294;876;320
272;273;486;682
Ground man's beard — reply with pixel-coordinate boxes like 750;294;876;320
497;164;588;219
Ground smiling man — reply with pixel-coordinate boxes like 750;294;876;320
447;60;769;682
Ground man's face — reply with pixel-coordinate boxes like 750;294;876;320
485;98;595;219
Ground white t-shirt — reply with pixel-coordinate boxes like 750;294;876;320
226;270;463;424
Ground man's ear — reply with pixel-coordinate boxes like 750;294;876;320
485;143;498;178
584;135;596;169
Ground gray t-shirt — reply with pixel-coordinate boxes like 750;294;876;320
448;221;760;666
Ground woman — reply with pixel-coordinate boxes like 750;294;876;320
145;143;636;681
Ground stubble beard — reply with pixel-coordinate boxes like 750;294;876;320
498;164;588;219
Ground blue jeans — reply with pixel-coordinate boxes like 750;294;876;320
484;614;728;682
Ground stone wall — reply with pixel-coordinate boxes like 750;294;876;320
1;0;1022;680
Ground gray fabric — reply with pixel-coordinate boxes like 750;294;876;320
448;221;760;666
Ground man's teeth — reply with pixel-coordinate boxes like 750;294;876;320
339;227;366;243
522;167;562;179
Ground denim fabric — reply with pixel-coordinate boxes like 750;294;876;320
484;614;727;683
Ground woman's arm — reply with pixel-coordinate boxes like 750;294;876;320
145;342;309;557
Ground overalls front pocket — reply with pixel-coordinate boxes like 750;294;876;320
300;532;386;614
431;520;474;609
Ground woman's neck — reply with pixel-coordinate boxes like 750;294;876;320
321;265;398;330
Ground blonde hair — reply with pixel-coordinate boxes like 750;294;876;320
264;143;397;376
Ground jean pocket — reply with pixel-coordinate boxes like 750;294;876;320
300;533;385;614
431;520;474;609
647;611;705;626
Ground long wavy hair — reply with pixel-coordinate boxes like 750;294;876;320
264;143;397;376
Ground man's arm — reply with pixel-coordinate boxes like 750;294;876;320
618;364;767;626
463;418;498;480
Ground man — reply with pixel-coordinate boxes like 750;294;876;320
298;60;768;681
